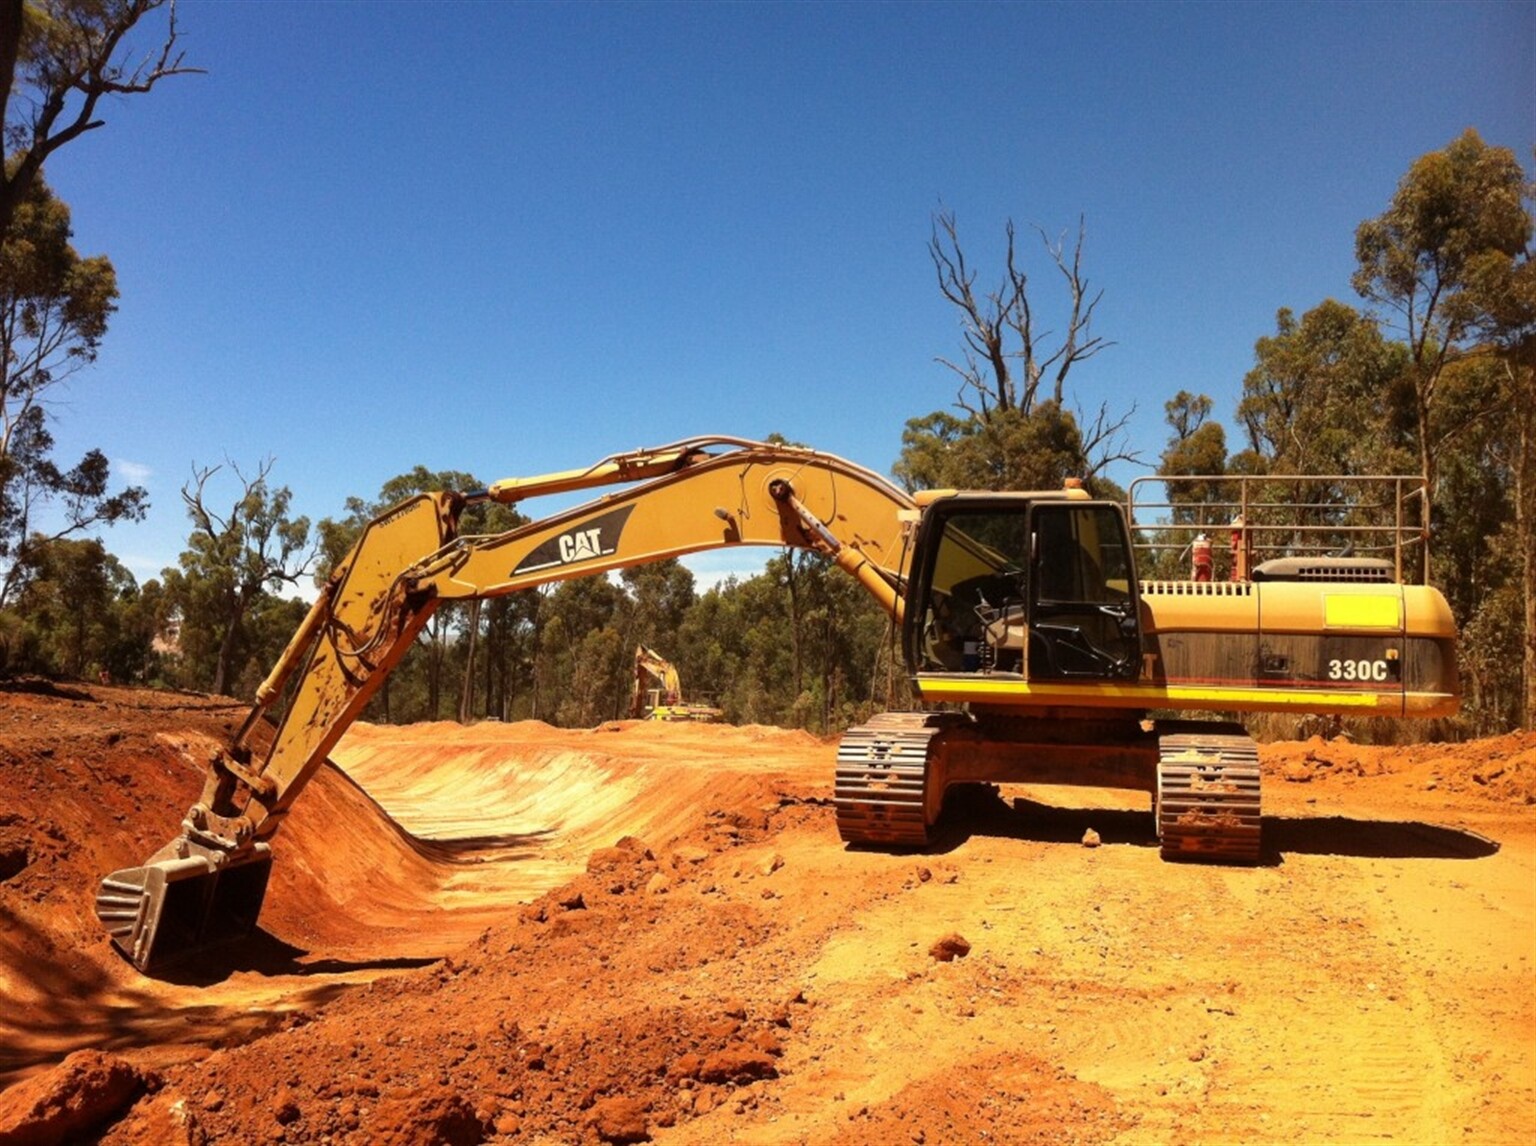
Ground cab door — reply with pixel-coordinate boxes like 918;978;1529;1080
1027;503;1141;679
901;497;1033;675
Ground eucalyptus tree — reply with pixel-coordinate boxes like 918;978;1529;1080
0;176;142;607
0;0;198;241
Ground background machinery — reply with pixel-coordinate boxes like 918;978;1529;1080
95;436;1459;973
630;644;722;722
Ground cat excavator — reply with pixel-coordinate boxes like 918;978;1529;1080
95;436;1459;974
630;645;722;721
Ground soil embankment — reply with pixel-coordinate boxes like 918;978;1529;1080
1;682;1531;1144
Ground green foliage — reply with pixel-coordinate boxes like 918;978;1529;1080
1350;130;1534;729
523;562;712;727
1237;301;1412;477
1353;129;1532;347
230;591;309;699
1351;129;1531;504
1159;391;1229;508
0;173;144;607
465;543;895;735
558;625;625;728
0;4;188;617
895;400;1089;494
0;535;156;679
2;0;199;243
1458;558;1525;735
1429;364;1524;729
530;576;624;723
619;561;695;645
1138;391;1234;580
664;553;891;733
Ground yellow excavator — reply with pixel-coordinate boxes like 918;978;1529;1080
630;645;722;722
95;436;1459;973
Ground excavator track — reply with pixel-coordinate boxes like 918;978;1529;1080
835;712;948;847
1155;726;1262;863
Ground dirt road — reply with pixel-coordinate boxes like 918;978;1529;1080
0;683;1531;1143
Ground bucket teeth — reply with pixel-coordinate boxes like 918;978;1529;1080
94;878;148;938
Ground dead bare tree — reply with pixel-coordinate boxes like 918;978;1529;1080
177;458;313;696
1077;399;1142;478
0;0;201;243
929;210;1112;418
922;209;1136;481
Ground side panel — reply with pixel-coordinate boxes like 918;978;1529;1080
1402;585;1461;717
914;579;1458;718
1256;583;1407;717
1139;581;1259;692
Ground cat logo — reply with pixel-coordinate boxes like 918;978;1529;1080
511;505;637;576
558;528;602;563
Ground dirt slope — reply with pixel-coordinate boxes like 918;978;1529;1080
0;682;1532;1145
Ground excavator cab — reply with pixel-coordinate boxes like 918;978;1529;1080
904;495;1142;682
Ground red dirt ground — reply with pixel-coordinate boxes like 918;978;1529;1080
0;681;1532;1144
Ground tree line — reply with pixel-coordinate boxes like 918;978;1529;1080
0;5;1529;735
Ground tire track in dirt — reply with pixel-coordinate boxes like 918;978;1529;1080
318;729;1534;1146
1157;856;1460;1144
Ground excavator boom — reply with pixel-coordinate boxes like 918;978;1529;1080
97;438;915;972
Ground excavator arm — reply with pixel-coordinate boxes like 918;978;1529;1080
96;437;915;973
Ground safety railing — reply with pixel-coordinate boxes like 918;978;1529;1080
1126;474;1430;585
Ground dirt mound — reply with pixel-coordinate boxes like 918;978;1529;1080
0;1048;149;1145
102;837;807;1145
1261;730;1536;804
2;683;1532;1144
824;1053;1132;1146
0;683;508;1086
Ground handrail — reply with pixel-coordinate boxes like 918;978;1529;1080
1126;474;1430;584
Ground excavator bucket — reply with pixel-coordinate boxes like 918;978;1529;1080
95;843;273;974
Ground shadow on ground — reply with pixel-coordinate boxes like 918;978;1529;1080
913;789;1500;862
0;907;441;1087
150;929;440;987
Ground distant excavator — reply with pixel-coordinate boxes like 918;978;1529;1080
95;436;1459;974
629;645;722;722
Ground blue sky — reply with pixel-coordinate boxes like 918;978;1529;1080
40;0;1535;590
